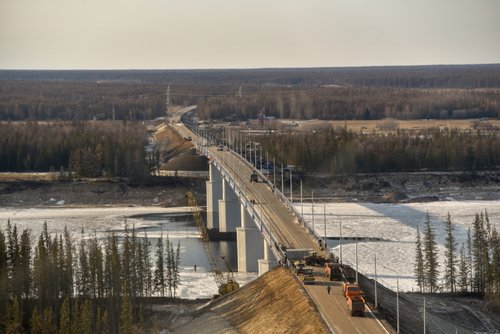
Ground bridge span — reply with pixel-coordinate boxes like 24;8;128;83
171;106;390;334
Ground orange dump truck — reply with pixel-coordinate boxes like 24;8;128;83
343;283;365;316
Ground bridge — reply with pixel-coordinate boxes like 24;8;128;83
170;106;390;334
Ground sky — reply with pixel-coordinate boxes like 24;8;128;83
1;0;499;70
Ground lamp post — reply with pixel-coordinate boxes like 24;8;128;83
361;244;378;309
382;265;400;334
339;220;342;264
289;169;293;203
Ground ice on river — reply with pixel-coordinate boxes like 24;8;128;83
297;200;500;292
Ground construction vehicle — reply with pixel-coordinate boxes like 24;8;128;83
293;260;306;275
324;262;343;281
343;283;361;299
347;294;365;316
343;282;365;316
301;267;315;284
186;191;239;296
303;251;326;266
286;248;314;264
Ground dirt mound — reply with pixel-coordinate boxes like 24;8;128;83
174;267;328;334
162;155;208;171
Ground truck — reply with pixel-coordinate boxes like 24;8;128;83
293;260;306;275
343;283;365;316
347;294;365;316
285;248;314;264
303;251;326;266
301;268;315;284
250;172;258;182
324;262;342;281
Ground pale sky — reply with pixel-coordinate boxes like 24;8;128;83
1;0;499;69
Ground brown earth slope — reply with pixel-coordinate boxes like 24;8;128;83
173;267;328;334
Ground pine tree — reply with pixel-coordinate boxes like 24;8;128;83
120;284;134;334
173;241;181;298
414;226;425;292
423;213;439;293
165;236;173;298
80;299;92;334
458;244;469;292
0;230;9;327
6;296;22;334
153;233;165;297
59;296;72;334
443;212;457;292
466;228;474;292
472;212;487;293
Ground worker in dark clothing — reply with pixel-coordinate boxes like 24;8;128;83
327;286;331;294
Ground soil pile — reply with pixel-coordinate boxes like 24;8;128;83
173;267;328;334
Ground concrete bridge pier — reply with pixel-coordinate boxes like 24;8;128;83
258;239;278;276
218;178;241;232
206;162;222;230
237;203;264;272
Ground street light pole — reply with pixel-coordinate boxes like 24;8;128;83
290;169;293;203
300;179;303;218
383;265;400;334
311;190;315;232
281;163;284;195
355;235;359;284
339;220;342;264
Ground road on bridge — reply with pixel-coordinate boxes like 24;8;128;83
171;108;390;334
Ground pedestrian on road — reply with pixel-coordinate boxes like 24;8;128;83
327;286;331;294
194;265;197;272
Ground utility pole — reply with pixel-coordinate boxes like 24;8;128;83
289;169;293;203
312;190;315;232
166;85;170;116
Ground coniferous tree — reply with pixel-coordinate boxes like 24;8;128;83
472;212;487;293
59;296;71;334
423;213;439;293
6;296;22;334
153;233;165;297
120;284;134;334
173;241;181;298
458;244;469;292
0;230;9;326
443;212;457;292
80;299;92;334
165;236;173;298
466;228;474;292
414;226;425;292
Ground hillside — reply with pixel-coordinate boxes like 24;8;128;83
173;267;328;334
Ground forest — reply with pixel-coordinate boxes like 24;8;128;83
254;128;500;174
0;122;150;178
0;221;181;333
2;64;500;121
415;211;500;311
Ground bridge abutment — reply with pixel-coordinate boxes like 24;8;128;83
258;239;278;276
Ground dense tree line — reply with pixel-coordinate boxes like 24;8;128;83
0;221;181;333
254;128;500;174
2;64;500;87
414;211;500;309
198;86;500;121
0;121;148;178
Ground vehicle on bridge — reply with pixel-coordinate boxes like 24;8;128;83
343;283;365;316
293;260;306;275
303;251;326;266
325;262;343;281
301;268;315;284
184;135;192;141
217;144;224;151
250;172;259;182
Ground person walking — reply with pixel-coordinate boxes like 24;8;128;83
327;286;331;294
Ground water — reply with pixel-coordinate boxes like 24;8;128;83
0;206;252;299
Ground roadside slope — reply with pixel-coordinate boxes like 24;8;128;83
174;267;329;334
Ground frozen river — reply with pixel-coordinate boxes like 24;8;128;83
0;206;257;299
1;200;499;297
298;200;500;292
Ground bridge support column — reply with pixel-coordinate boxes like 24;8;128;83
237;203;264;272
258;239;278;276
218;178;241;232
206;162;222;230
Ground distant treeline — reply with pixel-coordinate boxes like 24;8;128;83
0;221;181;333
2;64;500;87
0;121;149;177
257;128;500;174
2;65;500;122
199;86;500;121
